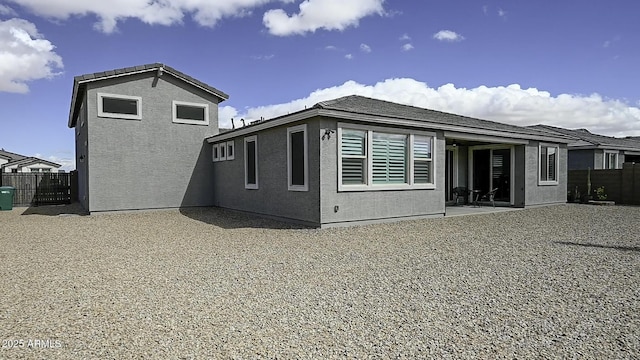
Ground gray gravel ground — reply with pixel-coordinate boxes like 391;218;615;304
0;204;639;359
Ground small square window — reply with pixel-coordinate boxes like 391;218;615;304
173;101;209;125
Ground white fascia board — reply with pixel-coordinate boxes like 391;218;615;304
206;109;320;143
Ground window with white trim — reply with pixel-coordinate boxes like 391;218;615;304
539;144;559;184
338;124;436;191
604;151;618;169
98;93;142;120
244;136;258;189
212;144;219;162
219;143;226;161
226;141;235;160
287;124;308;191
172;101;209;125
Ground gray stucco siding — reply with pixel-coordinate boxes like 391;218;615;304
84;72;220;212
524;142;568;206
212;120;321;225
319;118;446;226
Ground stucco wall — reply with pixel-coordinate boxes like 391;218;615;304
319;118;445;226
211;120;321;225
84;72;220;212
524;142;568;206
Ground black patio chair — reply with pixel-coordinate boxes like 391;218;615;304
451;187;468;206
480;188;499;207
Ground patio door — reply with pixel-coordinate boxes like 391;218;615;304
471;147;512;204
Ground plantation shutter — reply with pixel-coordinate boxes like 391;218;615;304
341;130;366;185
547;147;556;181
414;136;432;184
372;133;407;184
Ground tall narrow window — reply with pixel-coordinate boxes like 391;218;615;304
98;93;142;120
539;144;559;184
219;143;226;161
413;136;432;184
340;129;367;185
212;144;219;162
226;141;235;160
287;124;308;191
244;136;258;189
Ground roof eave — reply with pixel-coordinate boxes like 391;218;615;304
206;108;573;144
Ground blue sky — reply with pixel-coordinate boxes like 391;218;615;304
1;0;639;171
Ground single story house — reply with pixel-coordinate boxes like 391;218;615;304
207;95;572;227
531;125;640;170
69;63;572;227
0;149;61;173
68;63;228;212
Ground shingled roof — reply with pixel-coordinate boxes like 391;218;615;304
207;95;572;144
0;149;27;162
531;124;640;151
314;95;565;139
68;63;229;128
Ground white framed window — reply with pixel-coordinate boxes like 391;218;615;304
338;123;436;191
212;144;219;162
539;143;559;185
604;151;618;169
97;93;142;120
287;124;308;191
219;143;226;161
226;141;235;160
244;135;258;189
172;100;209;125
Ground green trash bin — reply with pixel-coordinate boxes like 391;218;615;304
0;186;16;211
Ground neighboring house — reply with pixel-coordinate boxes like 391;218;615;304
531;125;640;170
0;149;61;173
68;63;228;212
206;95;572;227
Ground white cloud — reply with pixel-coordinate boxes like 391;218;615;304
325;45;338;51
345;53;353;60
399;33;410;41
251;54;275;60
7;0;385;35
433;30;465;42
401;43;414;51
498;8;507;18
6;0;281;33
0;4;17;16
263;0;385;36
360;43;371;53
0;18;63;93
217;78;640;137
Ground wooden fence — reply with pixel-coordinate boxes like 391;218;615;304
0;172;77;206
568;163;640;205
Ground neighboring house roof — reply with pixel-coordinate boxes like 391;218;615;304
0;149;27;162
68;63;230;128
531;125;640;153
2;156;61;169
207;95;572;144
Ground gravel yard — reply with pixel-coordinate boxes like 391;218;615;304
1;204;639;359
